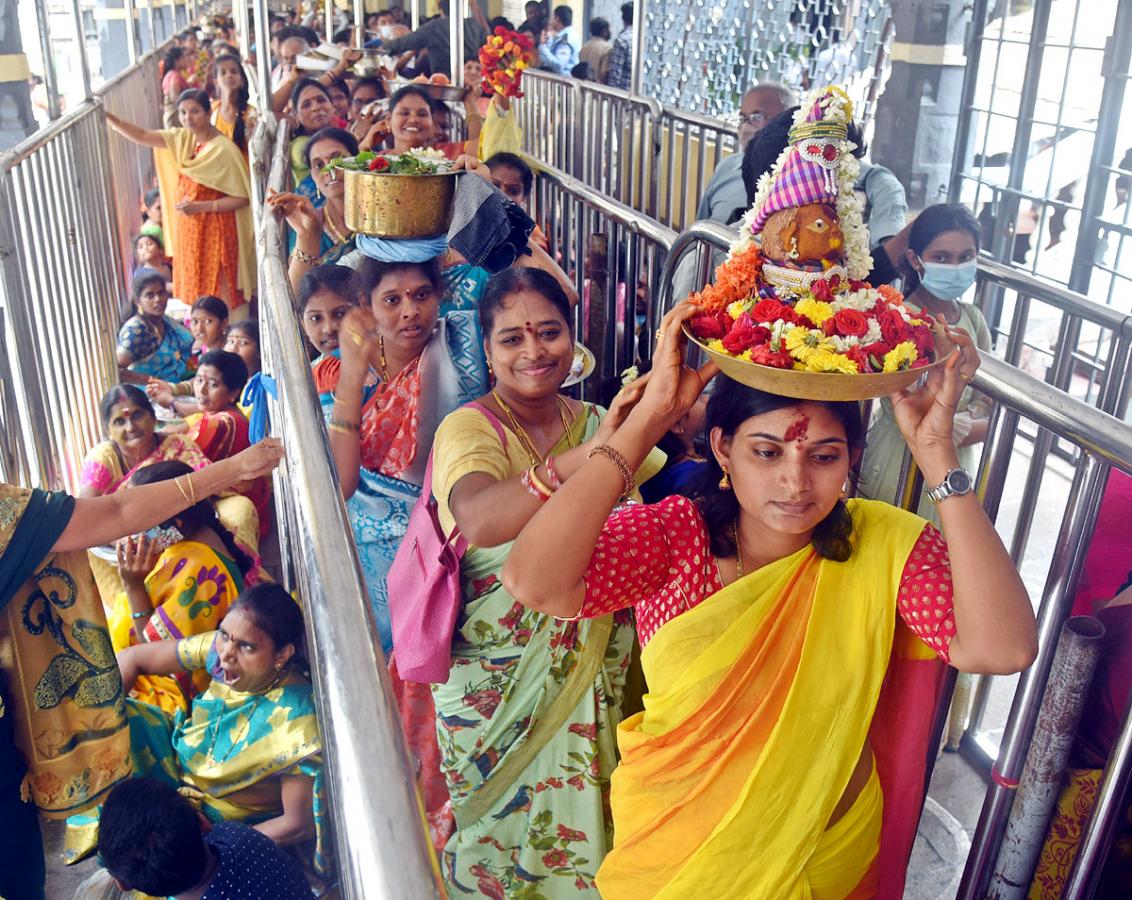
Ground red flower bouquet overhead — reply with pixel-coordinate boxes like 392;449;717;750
684;86;944;395
479;27;535;99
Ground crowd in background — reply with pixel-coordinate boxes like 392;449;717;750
4;3;1131;899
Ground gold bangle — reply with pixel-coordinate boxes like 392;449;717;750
185;473;197;505
587;443;635;498
291;247;319;266
174;475;191;504
528;464;556;498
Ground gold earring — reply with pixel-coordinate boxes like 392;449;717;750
719;469;731;490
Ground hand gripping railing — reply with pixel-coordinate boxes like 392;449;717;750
253;117;441;899
658;221;1132;898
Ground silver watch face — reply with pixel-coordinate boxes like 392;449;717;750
946;468;973;494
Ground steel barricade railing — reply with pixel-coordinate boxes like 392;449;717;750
658;222;1132;898
253;115;442;900
655;107;739;231
0;39;170;489
526;153;677;399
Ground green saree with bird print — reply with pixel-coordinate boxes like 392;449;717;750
430;405;643;898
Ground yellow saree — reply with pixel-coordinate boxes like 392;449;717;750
597;500;931;899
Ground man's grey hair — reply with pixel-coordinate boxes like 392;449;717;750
747;82;796;109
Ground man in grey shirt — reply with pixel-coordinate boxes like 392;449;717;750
379;0;486;81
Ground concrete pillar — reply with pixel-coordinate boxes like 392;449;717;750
870;0;970;210
0;0;37;150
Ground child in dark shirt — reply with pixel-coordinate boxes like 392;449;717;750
97;777;314;900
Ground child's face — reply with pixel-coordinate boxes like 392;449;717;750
223;331;260;374
302;289;354;356
193;364;238;412
190;308;227;348
135;235;163;264
463;59;482;86
146;197;162;225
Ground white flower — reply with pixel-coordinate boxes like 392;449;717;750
863;318;882;345
620;365;639;386
832;334;862;352
833;289;877;312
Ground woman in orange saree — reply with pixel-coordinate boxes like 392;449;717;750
107;91;255;316
501;302;1038;898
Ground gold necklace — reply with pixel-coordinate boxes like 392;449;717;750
733;520;744;579
377;333;390;382
323;203;353;246
492;389;574;465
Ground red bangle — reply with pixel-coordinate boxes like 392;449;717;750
521;466;551;501
543;457;563;490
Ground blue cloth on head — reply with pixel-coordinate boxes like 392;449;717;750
355;232;449;262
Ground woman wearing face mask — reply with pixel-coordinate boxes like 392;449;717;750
107;91;254;316
108;461;261;714
858;203;992;523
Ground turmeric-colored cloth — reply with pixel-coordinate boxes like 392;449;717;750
0;484;131;818
154;128;255;310
107;541;246;715
587;498;950;899
211;100;258;155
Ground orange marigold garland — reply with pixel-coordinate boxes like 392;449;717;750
479;27;535;99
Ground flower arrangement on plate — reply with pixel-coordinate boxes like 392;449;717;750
327;147;456;175
479;27;535;99
685;86;947;400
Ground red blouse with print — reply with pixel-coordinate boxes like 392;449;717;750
578;495;956;662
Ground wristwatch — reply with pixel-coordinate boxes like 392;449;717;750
926;467;974;503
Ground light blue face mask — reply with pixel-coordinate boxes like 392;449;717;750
919;259;977;301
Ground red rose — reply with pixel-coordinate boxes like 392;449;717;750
831;308;869;338
368;156;391;172
721;315;771;355
910;322;935;360
810;279;835;303
542;850;570;869
557;824;588;842
850;280;871;292
750;346;795;369
878;308;910;346
842;346;871;373
861;340;893;359
689;312;730;340
750;299;798;324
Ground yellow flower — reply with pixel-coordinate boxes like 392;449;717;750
804;350;860;374
726;299;749;321
706;339;727;355
882;341;919;373
784;326;834;362
795;298;835;327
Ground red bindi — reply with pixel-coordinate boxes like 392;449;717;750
524;321;535;334
783;415;810;444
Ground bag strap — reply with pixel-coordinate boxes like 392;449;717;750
464;401;508;450
452;614;616;830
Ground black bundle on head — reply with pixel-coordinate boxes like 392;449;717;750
130;460;255;576
690;376;864;562
231;583;308;672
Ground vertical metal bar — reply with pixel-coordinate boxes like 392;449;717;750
411;0;420;32
354;0;364;48
253;0;271;110
123;0;141;65
1066;0;1132;297
326;0;335;43
957;453;1109;899
33;0;63;119
1061;690;1132;898
450;0;465;85
148;0;159;54
629;0;645;95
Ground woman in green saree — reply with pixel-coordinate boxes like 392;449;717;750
425;268;660;896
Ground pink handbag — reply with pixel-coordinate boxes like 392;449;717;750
387;403;507;683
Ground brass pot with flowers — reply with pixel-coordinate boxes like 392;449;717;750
329;149;458;238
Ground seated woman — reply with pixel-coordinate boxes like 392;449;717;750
859;204;992;521
500;302;1038;898
187;350;272;538
269;126;360;292
109;460;259;713
132;231;172;284
116;270;195;385
424;269;661;890
67;585;328;876
321;255;487;651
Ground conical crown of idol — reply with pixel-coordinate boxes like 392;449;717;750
752;88;852;234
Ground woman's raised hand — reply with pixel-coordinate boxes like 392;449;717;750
146;378;176;409
266;190;322;238
889;318;980;463
232;437;285;482
634;301;718;431
452;154;491;179
117;534;162;586
337;307;381;373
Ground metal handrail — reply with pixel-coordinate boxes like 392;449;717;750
255;116;441;900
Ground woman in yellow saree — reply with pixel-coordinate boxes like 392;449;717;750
502;302;1038;898
108;460;261;715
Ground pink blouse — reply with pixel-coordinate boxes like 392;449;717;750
578;495;956;662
